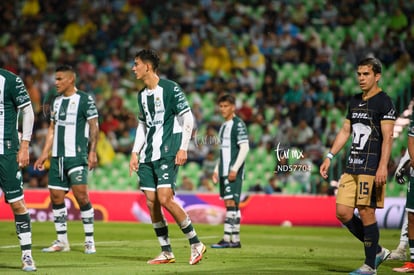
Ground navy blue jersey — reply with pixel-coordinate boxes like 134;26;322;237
345;91;396;175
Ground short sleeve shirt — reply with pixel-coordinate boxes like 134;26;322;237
0;69;32;155
137;79;190;162
50;91;98;157
345;91;396;175
218;116;249;177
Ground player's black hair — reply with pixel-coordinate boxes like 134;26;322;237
55;64;75;73
358;57;382;74
217;93;235;105
135;49;160;71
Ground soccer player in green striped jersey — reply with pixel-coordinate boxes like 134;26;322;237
211;93;249;249
0;68;36;271
129;49;206;265
34;65;99;255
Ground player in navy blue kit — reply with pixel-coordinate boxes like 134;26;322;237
320;57;396;275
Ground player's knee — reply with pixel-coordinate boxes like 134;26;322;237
75;195;90;207
336;210;352;223
157;196;171;207
10;200;28;215
146;198;156;210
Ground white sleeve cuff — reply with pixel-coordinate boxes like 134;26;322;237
132;121;146;153
231;142;249;172
21;104;34;141
179;110;194;150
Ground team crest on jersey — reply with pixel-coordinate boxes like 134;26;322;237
70;101;77;110
155;97;161;107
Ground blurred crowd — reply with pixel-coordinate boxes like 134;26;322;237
1;0;413;192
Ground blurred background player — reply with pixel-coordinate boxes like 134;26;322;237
387;149;410;261
211;93;249;249
0;68;36;271
393;101;414;272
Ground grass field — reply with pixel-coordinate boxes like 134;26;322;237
0;221;407;274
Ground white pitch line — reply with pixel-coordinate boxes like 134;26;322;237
0;235;219;249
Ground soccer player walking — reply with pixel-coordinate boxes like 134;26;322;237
211;94;249;249
320;57;395;275
129;49;206;265
34;65;99;255
0;68;36;271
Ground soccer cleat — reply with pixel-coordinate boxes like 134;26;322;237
349;264;376;275
393;262;414;273
189;242;206;265
21;253;37;272
84;241;96;254
211;239;231;248
230;241;242;248
42;240;70;252
375;247;390;268
147;251;175;264
387;248;407;261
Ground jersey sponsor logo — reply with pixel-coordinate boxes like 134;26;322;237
147;120;163;127
162;173;169;180
358;102;366;107
348;157;365;164
56;121;75;126
161;164;168;170
87;109;98;116
352;113;370;119
16;94;30;104
177;102;188;110
173;86;181;94
383;109;396;120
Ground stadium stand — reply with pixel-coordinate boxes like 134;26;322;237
1;0;413;195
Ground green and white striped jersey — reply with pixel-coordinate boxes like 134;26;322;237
137;79;190;162
50;91;98;157
0;69;32;155
218;116;248;177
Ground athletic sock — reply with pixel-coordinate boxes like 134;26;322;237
80;202;94;243
52;203;68;243
409;239;414;262
363;222;379;269
224;206;236;242
153;220;172;252
343;214;364;242
179;216;200;245
15;213;32;251
231;208;241;243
